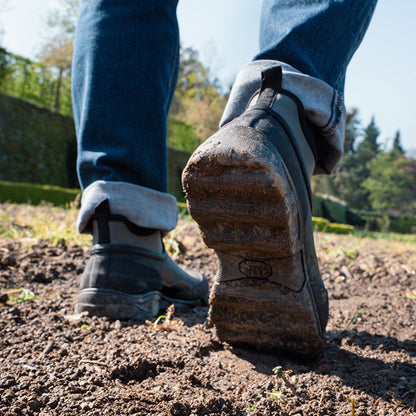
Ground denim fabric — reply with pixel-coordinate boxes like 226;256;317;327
77;181;178;234
220;60;346;174
257;0;378;93
72;0;376;232
72;0;180;194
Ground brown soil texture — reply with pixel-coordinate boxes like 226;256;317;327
1;222;416;415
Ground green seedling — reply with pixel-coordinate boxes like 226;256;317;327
404;290;416;301
337;308;365;334
152;314;166;328
146;305;181;331
164;236;179;256
80;324;89;329
163;225;185;256
6;288;39;304
267;389;285;403
244;404;256;415
338;247;358;260
347;398;358;416
272;366;298;396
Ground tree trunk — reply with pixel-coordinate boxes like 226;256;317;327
54;68;63;112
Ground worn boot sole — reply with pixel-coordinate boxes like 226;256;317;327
183;125;326;356
75;289;204;320
75;288;161;320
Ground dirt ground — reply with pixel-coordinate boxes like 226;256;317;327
1;216;416;415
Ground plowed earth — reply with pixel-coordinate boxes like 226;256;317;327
1;217;415;415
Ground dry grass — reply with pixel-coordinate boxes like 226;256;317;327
0;202;92;248
1;202;415;261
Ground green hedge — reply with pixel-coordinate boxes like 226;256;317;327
350;209;416;234
167;117;200;154
312;193;348;224
0;93;78;188
167;148;190;202
312;217;354;235
0;180;80;206
0;93;191;201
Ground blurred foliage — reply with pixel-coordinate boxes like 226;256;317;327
313;110;416;232
37;36;73;112
301;75;415;233
0;47;73;115
46;0;80;39
167;117;200;154
169;46;228;148
363;152;416;214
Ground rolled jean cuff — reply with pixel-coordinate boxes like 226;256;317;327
77;180;178;235
220;60;346;174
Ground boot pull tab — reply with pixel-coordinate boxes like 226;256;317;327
94;199;111;244
256;66;283;107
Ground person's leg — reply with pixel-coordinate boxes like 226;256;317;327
222;0;378;174
183;1;377;355
72;0;208;319
73;0;180;230
258;0;378;93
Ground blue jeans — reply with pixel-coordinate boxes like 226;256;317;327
72;0;377;234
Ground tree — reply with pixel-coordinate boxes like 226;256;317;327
46;0;80;40
358;116;380;154
173;46;221;102
362;152;416;215
392;130;405;155
37;0;80;112
344;108;360;153
169;46;227;146
313;108;362;199
332;117;381;210
38;36;73;111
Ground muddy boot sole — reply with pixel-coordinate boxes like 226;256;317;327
75;288;161;320
183;125;326;356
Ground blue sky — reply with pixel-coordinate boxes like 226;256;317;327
2;0;415;153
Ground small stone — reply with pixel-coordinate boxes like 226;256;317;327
28;399;42;411
9;307;21;317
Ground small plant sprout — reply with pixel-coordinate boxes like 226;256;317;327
164;234;180;256
267;389;285;403
146;305;183;332
404;290;416;301
244;404;256;416
6;288;39;304
272;366;298;396
151;314;167;328
347;397;359;416
337;307;364;334
163;225;185;256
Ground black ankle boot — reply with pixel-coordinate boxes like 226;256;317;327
183;66;328;356
75;200;208;320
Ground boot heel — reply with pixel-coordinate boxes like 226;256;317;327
209;253;325;355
